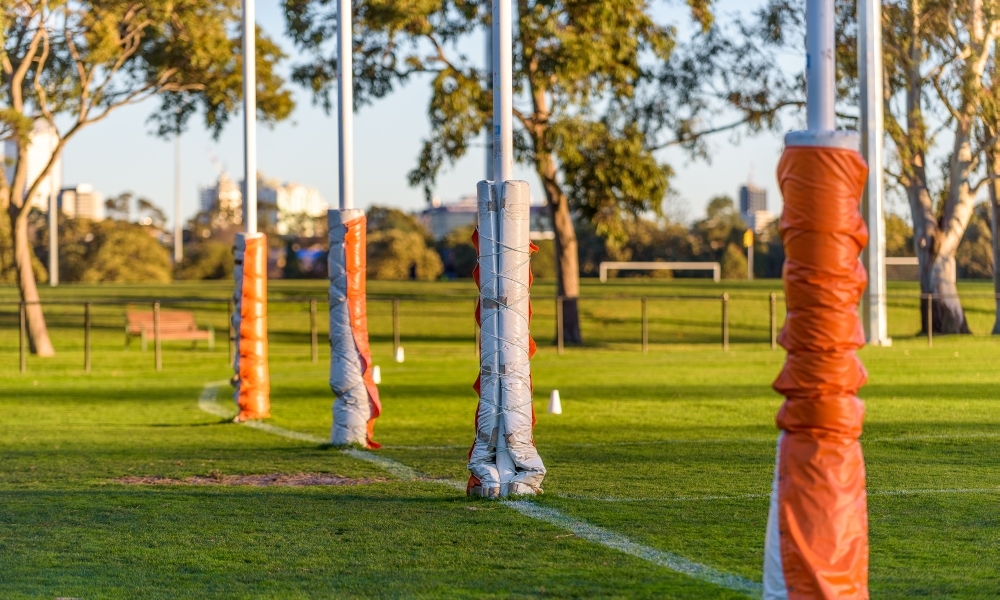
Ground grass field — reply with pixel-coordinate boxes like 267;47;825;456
2;278;999;598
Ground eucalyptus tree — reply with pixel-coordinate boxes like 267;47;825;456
284;0;716;343
1;0;293;355
687;0;1000;334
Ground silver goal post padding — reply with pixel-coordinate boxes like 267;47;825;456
328;208;381;448
468;180;546;497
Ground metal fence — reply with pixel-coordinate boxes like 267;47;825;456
1;292;995;373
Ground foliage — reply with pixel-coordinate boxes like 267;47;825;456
283;0;721;343
720;242;748;280
885;213;915;257
0;0;294;353
366;207;432;242
175;241;235;281
52;219;172;283
366;206;442;281
957;203;993;279
105;193;132;221
368;230;443;281
531;239;557;279
435;224;477;279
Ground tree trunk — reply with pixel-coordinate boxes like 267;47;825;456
9;204;55;356
920;252;971;334
536;152;582;344
988;148;1000;333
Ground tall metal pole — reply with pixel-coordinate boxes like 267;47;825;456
485;24;494;181
859;0;890;346
338;0;354;210
48;192;58;286
174;134;183;263
243;0;257;233
492;0;513;183
806;0;836;132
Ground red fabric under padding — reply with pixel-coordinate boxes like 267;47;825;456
237;234;270;421
343;216;382;449
774;146;870;599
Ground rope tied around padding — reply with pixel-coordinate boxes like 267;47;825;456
468;180;545;497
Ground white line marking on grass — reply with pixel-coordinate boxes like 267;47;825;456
195;382;761;597
558;487;1000;503
507;500;763;597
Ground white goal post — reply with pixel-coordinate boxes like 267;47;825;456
599;261;721;283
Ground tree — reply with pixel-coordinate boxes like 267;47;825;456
175;240;234;280
701;0;1000;334
105;192;132;221
283;0;716;344
365;206;442;281
79;224;173;283
1;0;293;356
136;197;168;230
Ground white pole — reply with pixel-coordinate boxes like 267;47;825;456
806;0;836;132
485;25;494;182
243;0;257;234
337;0;354;210
48;191;57;286
493;0;513;183
859;0;889;345
173;134;182;263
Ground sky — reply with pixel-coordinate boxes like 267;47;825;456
60;0;789;228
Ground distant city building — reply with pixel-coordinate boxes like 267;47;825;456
738;183;774;234
59;184;105;220
257;175;328;236
4;119;62;211
420;195;554;240
199;172;243;226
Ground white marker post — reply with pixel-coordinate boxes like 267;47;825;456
859;0;890;346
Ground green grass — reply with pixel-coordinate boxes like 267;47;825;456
2;279;1000;598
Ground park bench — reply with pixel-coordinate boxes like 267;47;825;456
125;309;215;351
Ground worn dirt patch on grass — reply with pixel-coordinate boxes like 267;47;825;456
112;473;388;487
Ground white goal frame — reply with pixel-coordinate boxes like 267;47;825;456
598;261;721;283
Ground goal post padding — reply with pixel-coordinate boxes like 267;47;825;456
764;145;869;598
468;180;545;497
328;209;382;448
232;232;271;421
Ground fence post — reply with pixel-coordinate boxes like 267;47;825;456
153;301;162;371
228;298;235;367
19;301;26;373
926;293;933;348
84;302;92;373
310;299;318;364
722;293;730;351
392;298;400;358
641;297;648;354
556;296;565;355
770;293;777;350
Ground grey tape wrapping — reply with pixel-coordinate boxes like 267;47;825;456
328;208;371;446
468;180;546;496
